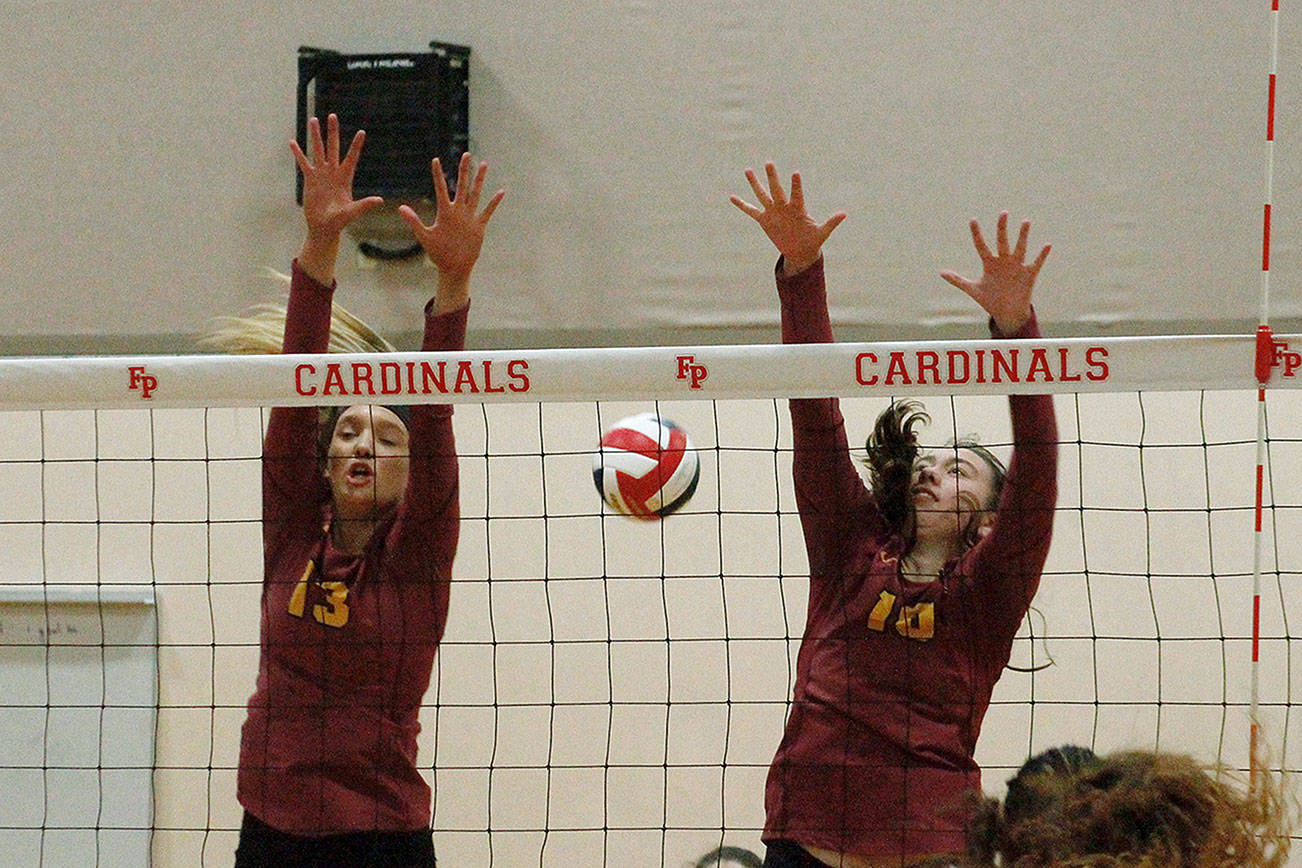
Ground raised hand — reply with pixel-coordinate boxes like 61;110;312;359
399;152;505;313
291;114;385;241
940;212;1050;334
730;162;846;276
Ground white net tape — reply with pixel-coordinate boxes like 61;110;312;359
3;333;1301;412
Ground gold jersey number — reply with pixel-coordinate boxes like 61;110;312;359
287;561;350;628
867;590;934;642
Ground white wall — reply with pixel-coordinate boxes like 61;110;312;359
3;1;1301;864
2;388;1300;866
0;1;1297;352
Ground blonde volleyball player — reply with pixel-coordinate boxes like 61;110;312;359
222;114;503;867
959;744;1290;867
731;164;1059;868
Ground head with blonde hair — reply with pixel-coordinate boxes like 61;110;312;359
203;296;413;521
963;745;1291;868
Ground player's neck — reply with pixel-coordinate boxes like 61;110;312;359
901;540;952;583
332;517;379;555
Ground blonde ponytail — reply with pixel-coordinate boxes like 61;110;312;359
200;270;396;356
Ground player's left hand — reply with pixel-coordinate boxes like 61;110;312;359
941;211;1050;334
399;152;505;283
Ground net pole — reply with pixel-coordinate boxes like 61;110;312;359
1250;0;1281;787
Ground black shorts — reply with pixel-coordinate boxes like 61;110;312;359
763;840;830;867
762;840;959;868
234;811;436;868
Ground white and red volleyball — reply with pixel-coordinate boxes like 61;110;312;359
592;413;700;520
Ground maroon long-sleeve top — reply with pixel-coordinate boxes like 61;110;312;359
763;258;1058;859
238;262;464;835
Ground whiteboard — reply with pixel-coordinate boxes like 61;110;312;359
0;587;157;868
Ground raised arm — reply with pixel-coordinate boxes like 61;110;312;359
386;153;504;600
398;152;505;314
946;214;1058;635
732;164;880;586
290;114;385;287
265;115;385;518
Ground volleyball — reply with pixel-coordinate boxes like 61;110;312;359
592;413;700;519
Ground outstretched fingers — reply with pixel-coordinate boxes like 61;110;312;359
290;116;327;172
1013;218;1030;263
289;138;311;174
431;153;500;219
455;152;474;208
969;218;993;263
729;194;763;220
789;171;806;212
763;162;787;206
406;154;506;231
397;203;426;234
816;211;848;244
309;116;327;166
968;211;1047;271
339;130;366;175
939;270;976;296
295;114;363;172
431;157;452;209
292;115;366;178
946;210;1051;334
293;113;387;239
733;164;818;222
478;188;506;225
743;167;773;209
1028;242;1052;279
325;113;345;165
732;161;845;271
465;159;488;212
458;156;504;223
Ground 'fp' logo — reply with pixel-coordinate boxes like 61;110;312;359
128;366;158;399
1274;340;1302;378
676;355;708;389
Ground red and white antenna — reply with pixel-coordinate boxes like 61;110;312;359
1250;0;1282;788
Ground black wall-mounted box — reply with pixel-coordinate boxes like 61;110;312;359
295;42;471;203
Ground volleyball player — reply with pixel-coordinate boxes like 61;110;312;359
221;114;503;867
731;163;1059;868
962;744;1290;867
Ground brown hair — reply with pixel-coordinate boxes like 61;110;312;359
864;400;929;541
864;401;1007;548
964;746;1292;867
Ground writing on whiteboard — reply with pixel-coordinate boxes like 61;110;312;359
0;615;83;643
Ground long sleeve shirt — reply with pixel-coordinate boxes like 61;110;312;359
238;262;464;835
763;257;1058;859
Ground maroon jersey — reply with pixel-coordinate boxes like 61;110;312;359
763;258;1058;858
238;261;464;835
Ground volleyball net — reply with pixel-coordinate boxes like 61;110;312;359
2;331;1302;866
